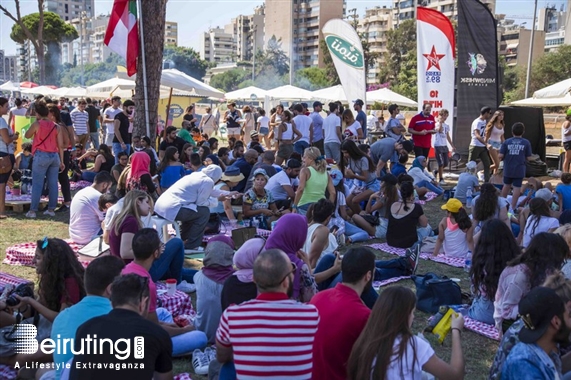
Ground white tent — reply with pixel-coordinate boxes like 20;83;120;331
20;86;58;96
312;85;348;102
161;69;224;98
225;86;267;100
0;81;20;91
366;88;417;108
533;78;571;99
510;93;571;107
265;85;313;100
52;87;87;98
87;77;136;93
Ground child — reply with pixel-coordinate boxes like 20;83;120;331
390;153;408;178
433;109;455;185
14;142;33;194
556;172;571;212
433;198;473;258
499;122;533;212
191;127;204;144
454;161;480;204
158;146;185;189
257;108;271;148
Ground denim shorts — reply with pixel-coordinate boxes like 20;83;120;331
489;140;502;150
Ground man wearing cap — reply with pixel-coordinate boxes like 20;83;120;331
244;150;277;192
310;101;325;155
501;287;571;380
454;161;480;204
293;104;313;156
370;137;414;178
408;103;436;158
468;106;493;182
353;99;367;140
265;159;302;210
247;130;263;150
384;104;406;142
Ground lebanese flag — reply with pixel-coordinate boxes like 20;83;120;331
104;0;139;76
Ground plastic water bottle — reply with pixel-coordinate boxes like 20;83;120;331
466;187;473;211
464;251;472;273
251;217;260;229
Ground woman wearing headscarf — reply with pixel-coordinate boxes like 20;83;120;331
126;151;159;200
265;213;318;302
221;237;266;311
193;235;235;342
407;156;444;196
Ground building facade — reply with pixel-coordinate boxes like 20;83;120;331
358;6;393;85
201;27;236;63
501;27;546;67
165;21;179;47
45;0;94;20
0;50;19;83
392;0;496;27
537;6;566;32
232;6;265;62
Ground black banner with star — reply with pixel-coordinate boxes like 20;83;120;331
456;0;499;154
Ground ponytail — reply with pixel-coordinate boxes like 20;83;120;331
452;208;472;231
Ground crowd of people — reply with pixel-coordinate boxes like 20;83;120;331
3;95;571;379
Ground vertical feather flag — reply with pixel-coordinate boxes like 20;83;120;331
104;0;139;76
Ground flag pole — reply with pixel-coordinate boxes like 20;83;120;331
137;0;151;138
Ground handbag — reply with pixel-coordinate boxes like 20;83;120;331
412;272;462;313
0;155;12;174
361;214;380;226
204;213;222;235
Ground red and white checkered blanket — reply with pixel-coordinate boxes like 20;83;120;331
0;272;33;293
174;373;192;380
5;193;65;204
367;242;465;268
415;191;438;205
4;240;89;268
68;180;92;191
373;275;411;289
156;283;196;318
464;316;500;341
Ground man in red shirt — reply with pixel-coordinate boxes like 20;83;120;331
409;103;436;157
310;247;374;380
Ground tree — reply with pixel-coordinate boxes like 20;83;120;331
210;68;249;92
294;67;332;90
256;36;290;77
133;0;167;142
320;40;340;85
60;54;125;87
346;9;381;82
163;46;211;80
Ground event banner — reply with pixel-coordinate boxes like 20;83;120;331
456;0;499;153
14;115;34;155
322;19;366;111
416;7;455;139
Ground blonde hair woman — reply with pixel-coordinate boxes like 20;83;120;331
293;146;336;215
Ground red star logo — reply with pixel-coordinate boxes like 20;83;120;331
423;46;445;71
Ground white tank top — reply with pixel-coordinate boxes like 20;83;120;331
281;122;293;140
442;219;469;258
302;223;338;260
489;125;504;142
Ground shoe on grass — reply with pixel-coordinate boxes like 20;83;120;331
44;210;56;217
25;210;36;218
405;244;421;275
192;348;210;375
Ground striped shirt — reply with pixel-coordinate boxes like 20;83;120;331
216;292;319;380
70;108;89;135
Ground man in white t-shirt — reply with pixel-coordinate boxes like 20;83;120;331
102;96;122;146
292;104;313;156
69;172;114;244
310;102;325;155
433;109;455;185
265;158;301;210
323;102;342;163
468;106;493;182
385;104;406;142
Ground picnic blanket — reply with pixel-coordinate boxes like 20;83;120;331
373;275;411;289
0;272;33;293
415;191;438;205
156;283;195;318
464;316;500;341
0;365;16;380
4;240;89;267
174;374;192;380
367;243;465;268
68;180;92;191
5;193;64;204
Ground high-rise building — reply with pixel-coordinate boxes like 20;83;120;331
264;0;346;70
537;6;566;32
201;27;236;63
566;0;571;44
89;15;113;64
45;0;94;20
358;6;393;85
165;21;178;47
0;50;19;82
393;0;496;27
232;6;265;62
501;26;545;67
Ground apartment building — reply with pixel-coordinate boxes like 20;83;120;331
0;50;19;82
501;26;545;67
45;0;94;20
165;21;179;47
232;6;265;62
392;0;496;27
358;6;393;85
201;27;236;63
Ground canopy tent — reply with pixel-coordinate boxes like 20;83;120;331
87;77;136;93
0;81;20;91
20;85;59;96
366;88;417;108
533;78;571;99
20;81;38;88
52;87;87;98
161;69;224;99
265;85;313;100
510;94;571;107
312;85;348;102
225;86;267;100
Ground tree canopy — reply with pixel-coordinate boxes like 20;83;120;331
295;67;333;90
10;11;78;45
60;54;125;87
209;68;250;92
163;46;211;80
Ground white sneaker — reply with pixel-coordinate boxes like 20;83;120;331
25;211;36;218
204;346;217;363
43;210;56;217
177;280;196;293
439;180;446;186
192;348;209;375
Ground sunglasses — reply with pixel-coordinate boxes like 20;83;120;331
274;262;297;287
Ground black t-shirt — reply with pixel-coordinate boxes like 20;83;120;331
86;105;100;133
386;203;424;249
60;110;73;127
70;308;172;380
113;112;132;144
221;275;258;311
183;114;196;128
159;137;186;155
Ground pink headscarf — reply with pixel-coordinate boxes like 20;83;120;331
127;151;150;183
233;237;266;283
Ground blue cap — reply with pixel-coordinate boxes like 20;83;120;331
329;169;343;187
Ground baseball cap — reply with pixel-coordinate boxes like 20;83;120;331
301;102;309;109
466;161;478;170
329;169;343;186
518;287;565;344
441;198;463;213
313;101;324;108
535;188;553;202
252;168;269;181
353;99;364;106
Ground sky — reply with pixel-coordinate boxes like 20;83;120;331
0;0;567;56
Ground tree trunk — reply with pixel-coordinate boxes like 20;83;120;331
36;43;45;84
133;0;167;143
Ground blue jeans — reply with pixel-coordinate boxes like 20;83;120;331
89;132;100;150
294;140;310;156
149;238;197;284
219;362;236;380
31;151;60;211
297;202;311;216
156;307;207;356
81;171;97;182
344;221;369;243
324;142;340;163
112;142;131;164
468;295;495;325
416;180;444;195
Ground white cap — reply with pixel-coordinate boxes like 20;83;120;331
466;161;478;170
535;188;553;202
396;114;405;120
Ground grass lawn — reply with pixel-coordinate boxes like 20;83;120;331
0;193;498;379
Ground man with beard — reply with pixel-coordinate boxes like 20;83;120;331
408;102;436;157
215;249;319;379
309;247;374;380
112;99;134;163
501;287;571;379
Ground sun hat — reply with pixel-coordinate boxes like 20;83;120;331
221;166;245;182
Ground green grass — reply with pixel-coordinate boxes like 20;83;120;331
0;193;498;379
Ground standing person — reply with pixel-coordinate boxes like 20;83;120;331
269;105;284;147
293;147;336;215
485;110;506;176
50;104;75;212
0;97;18;219
275;110;302;166
433;109;455;185
468;106;493;182
562;109;571;173
385;104;406;141
347;286;465;380
293;103;313;156
499;122;534;212
112;99;134;163
242;105;255;144
24;102;65;218
215;249;320;379
70;98;89;147
7;98;27;130
310;101;325;155
323;102;343;163
408;102;436;157
256;108;271;148
85;97;101;150
224;102;242;141
102;96;122;146
183;105;197;129
353;99;367;141
199;106;216;136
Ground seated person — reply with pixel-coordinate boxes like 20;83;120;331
110;151;128;193
158;146;186;189
69;171;113;244
390;152;408;178
188;152;205;173
242;168;285;229
407;156;444;196
303;199;339;270
264;158;301;210
126;151;160;201
193;236;235;343
454;161;480;204
472;183;511;242
433;198;474;257
556;173;571;212
387;181;431;249
121;228;207;356
517;197;560;248
210;167;244;222
555;224;571;279
80;144;114;182
397;173;428;200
